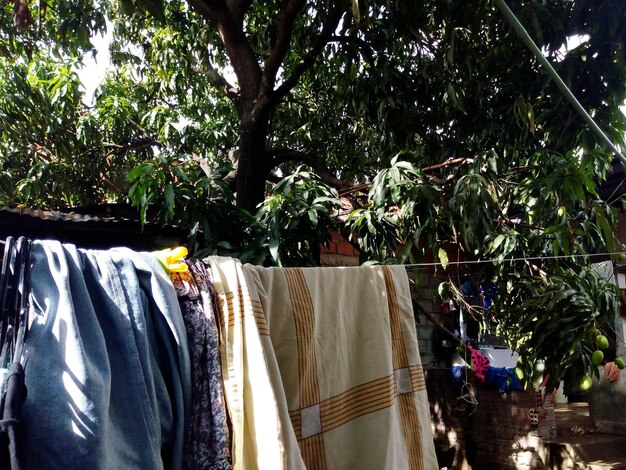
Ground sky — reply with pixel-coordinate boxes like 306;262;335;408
78;28;112;104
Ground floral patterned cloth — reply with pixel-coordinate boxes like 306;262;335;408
171;260;232;470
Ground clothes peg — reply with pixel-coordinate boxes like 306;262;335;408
153;246;189;273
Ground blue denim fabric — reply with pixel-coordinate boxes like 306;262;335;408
19;241;191;470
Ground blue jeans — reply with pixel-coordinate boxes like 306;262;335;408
20;241;191;469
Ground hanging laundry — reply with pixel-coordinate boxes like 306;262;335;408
0;240;439;469
170;259;232;470
242;264;438;470
207;257;304;470
485;366;524;393
0;236;31;470
469;346;490;382
0;362;26;470
18;241;191;470
480;280;498;310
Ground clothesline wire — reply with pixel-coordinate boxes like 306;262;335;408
0;237;622;267
403;250;625;269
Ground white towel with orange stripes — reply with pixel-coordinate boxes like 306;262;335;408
209;257;437;470
208;257;306;470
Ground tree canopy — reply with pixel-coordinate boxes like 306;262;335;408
2;0;626;391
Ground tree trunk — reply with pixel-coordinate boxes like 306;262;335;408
235;116;269;212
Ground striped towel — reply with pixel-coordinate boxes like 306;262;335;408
207;257;305;470
210;257;437;470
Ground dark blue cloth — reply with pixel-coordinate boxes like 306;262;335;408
450;365;524;393
486;366;524;393
460;280;479;297
451;366;466;384
450;366;467;395
21;241;191;470
480;281;498;309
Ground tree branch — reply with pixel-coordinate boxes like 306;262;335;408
334;158;475;196
411;297;471;355
267;148;357;192
186;0;261;103
421;157;472;172
194;46;239;101
271;3;344;104
103;137;163;154
226;0;253;24
260;0;306;96
337;183;371;196
188;153;213;179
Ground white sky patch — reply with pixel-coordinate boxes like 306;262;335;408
563;34;589;53
78;27;113;104
541;34;590;61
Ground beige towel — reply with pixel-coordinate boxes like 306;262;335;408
207;257;305;470
243;264;438;470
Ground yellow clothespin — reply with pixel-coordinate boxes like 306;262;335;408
154;246;189;273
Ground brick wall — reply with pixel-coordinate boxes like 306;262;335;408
411;269;451;367
426;368;473;469
425;368;556;469
319;229;360;267
408;271;442;367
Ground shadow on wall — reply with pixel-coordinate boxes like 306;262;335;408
427;369;476;469
426;368;557;469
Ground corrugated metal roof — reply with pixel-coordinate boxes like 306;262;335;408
0;206;126;223
0;205;186;250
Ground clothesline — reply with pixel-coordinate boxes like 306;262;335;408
3;237;624;268
402;250;626;269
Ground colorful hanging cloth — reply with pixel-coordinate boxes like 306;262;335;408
170;259;232;470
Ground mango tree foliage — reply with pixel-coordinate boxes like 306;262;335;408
2;0;626;390
3;1;626;209
349;151;622;392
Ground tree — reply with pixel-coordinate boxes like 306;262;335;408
4;1;625;210
349;152;623;392
2;0;626;390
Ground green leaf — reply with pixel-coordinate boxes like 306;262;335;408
438;282;449;298
438;247;449;269
490;234;506;252
269;237;280;264
127;163;154;182
543;225;560;235
164;183;175;219
397;239;413;263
